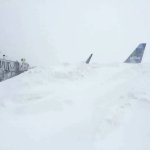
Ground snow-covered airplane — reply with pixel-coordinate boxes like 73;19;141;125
0;43;146;82
86;43;146;64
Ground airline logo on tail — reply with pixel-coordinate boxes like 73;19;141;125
124;43;146;63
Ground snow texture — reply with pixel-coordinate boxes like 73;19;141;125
0;63;150;150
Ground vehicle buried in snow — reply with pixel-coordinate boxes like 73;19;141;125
0;57;29;82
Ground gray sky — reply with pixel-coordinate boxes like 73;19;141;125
0;0;150;66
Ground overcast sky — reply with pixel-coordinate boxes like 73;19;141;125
0;0;150;66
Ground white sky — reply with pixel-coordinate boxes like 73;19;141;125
0;0;150;66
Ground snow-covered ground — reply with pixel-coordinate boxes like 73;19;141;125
0;63;150;150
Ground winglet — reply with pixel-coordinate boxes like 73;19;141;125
124;43;146;63
86;53;93;64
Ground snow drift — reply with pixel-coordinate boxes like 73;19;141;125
0;63;150;150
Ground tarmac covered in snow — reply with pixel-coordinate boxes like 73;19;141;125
0;63;150;150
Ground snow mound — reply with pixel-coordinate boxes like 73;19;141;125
0;63;150;150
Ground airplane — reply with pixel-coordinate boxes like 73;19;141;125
124;43;146;63
85;43;146;64
86;53;93;64
0;43;147;82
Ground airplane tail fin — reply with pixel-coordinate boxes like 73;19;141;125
124;43;146;63
86;54;93;64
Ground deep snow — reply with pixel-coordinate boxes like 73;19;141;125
0;63;150;150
